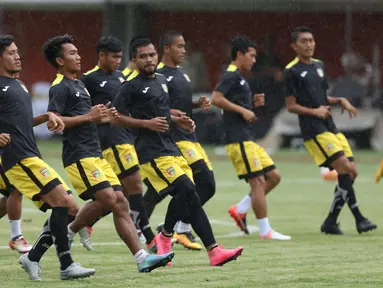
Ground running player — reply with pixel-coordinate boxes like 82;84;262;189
112;37;243;266
80;35;156;252
285;26;376;234
0;35;95;281
43;34;172;272
144;30;215;250
212;36;290;240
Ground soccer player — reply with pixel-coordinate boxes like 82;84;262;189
0;134;32;253
212;36;290;240
80;36;156;252
0;35;95;281
112;37;243;266
43;34;173;272
143;30;215;250
285;26;376;234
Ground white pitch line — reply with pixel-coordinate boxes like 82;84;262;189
0;219;258;250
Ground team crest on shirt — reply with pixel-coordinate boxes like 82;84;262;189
253;158;261;168
119;77;125;83
317;68;324;78
166;166;176;176
124;153;133;163
91;169;101;179
161;84;168;93
186;149;196;158
326;143;334;152
40;167;50;177
183;74;191;82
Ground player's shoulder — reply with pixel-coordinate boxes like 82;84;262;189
312;58;325;68
285;57;300;70
122;67;132;78
50;74;72;93
83;65;100;77
220;64;241;81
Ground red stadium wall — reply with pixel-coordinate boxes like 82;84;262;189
2;10;103;88
1;10;382;90
149;11;383;90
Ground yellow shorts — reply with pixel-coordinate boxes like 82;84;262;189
304;132;353;167
65;157;121;200
103;144;140;178
176;141;213;171
225;141;276;180
0;164;11;197
140;156;194;193
5;157;70;211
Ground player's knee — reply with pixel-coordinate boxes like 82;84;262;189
99;189;118;210
174;177;196;203
9;189;22;200
249;175;266;190
67;196;79;216
267;169;281;186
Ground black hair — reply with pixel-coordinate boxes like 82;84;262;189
96;35;124;54
42;34;74;69
130;38;152;59
0;35;15;56
291;26;313;43
230;36;257;61
160;30;183;52
128;36;146;60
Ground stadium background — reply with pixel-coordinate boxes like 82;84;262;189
1;1;383;287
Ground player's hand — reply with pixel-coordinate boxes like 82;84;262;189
241;109;256;123
340;98;358;119
0;133;11;147
87;104;108;122
198;96;211;111
170;109;186;117
47;112;65;133
99;107;120;123
146;117;169;133
177;115;196;133
253;93;265;108
313;105;331;119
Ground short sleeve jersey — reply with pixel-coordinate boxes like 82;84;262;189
48;74;102;167
80;66;134;150
0;77;41;171
112;70;181;164
284;57;338;140
156;62;196;142
214;64;253;144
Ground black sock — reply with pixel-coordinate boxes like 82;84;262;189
194;170;216;206
50;207;73;270
128;194;155;244
164;198;179;234
188;192;216;247
143;184;163;219
28;218;53;262
326;184;346;222
346;180;365;222
88;210;112;228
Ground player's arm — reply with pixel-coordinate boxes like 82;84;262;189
32;112;65;133
327;96;358;118
284;69;330;119
193;96;211;111
111;84;169;133
212;91;256;123
48;85;107;128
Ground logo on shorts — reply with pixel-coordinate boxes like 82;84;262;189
166;166;175;176
326;143;335;152
253;158;261;168
124;153;133;163
40;167;50;177
186;149;196;158
92;169;101;179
